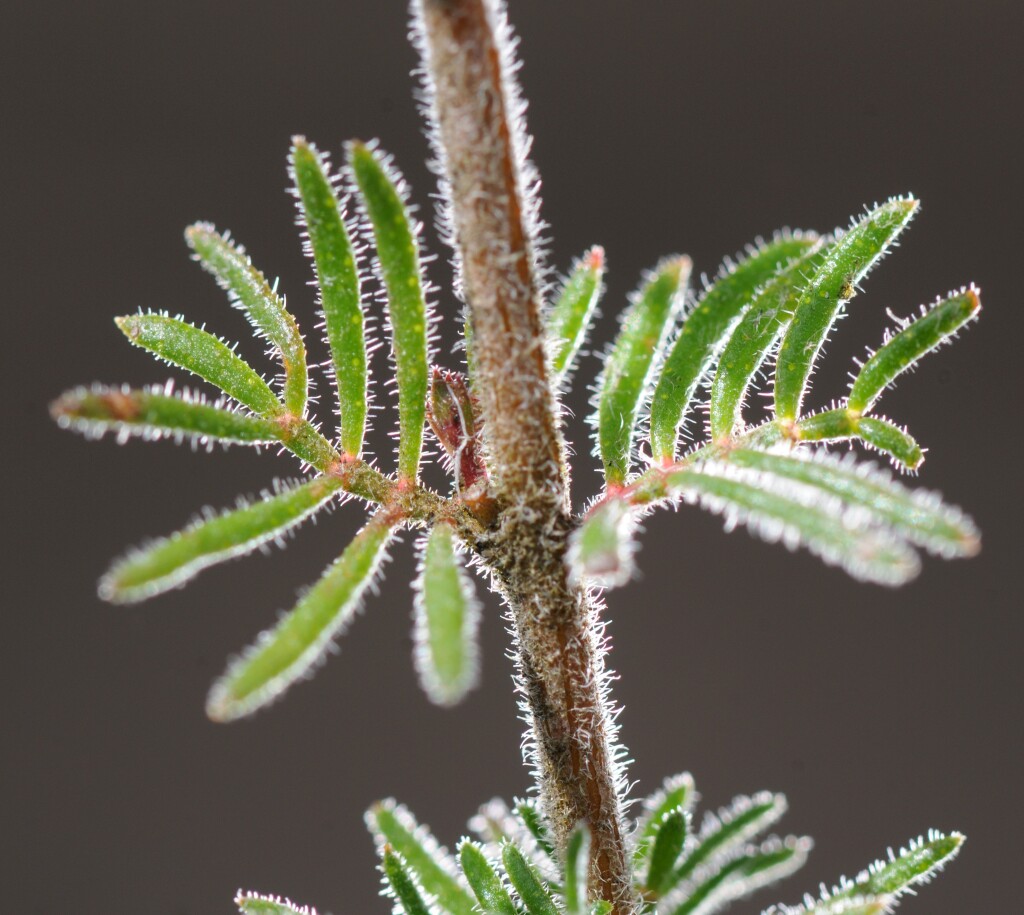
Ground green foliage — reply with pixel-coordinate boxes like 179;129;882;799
348;141;430;482
207;517;394;722
53;3;982;913
414;521;482;706
548;246;606;385
596;257;691;485
290;137;368;458
101;475;346;603
650;235;817;461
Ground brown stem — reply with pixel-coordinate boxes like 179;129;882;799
414;1;637;909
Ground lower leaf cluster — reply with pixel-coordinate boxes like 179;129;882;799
236;775;961;915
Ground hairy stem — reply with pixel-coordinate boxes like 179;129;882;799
415;1;635;908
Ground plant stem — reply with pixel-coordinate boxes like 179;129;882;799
414;1;636;908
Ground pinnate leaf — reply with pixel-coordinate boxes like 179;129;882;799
207;516;394;721
597;256;690;485
413;522;482;706
186;224;308;417
349;141;430;482
650;234;817;461
116;313;281;416
101;475;344;604
774;197;918;421
290;137;368;456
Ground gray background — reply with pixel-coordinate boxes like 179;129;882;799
2;1;1020;912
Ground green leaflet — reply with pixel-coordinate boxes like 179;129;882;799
235;891;317;915
206;517;393;722
369;801;477;915
664;463;921;586
794;409;923;472
828;831;963;903
644;808;688;895
775;198;918;420
568;498;635;588
414;522;481;706
116;313;281;417
50;384;281;445
290;138;367;456
349;142;429;482
673;792;787;885
502;843;559;915
459;841;518;915
514;799;556;862
650;235;818;461
547;246;605;384
101;475;344;603
668;837;809;915
726;449;978;558
383;848;434;915
634;773;697;869
709;243;826;439
597;256;690;485
785;901;885;915
563;824;590;915
186;224;308;418
856;416;923;469
849;286;980;413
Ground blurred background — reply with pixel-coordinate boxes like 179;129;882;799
2;1;1020;912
